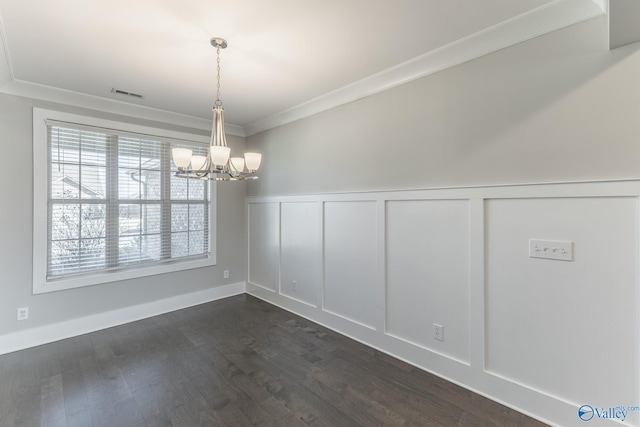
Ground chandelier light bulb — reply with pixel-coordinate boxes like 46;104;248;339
191;155;207;171
172;148;192;170
210;146;231;168
230;157;245;172
244;152;262;172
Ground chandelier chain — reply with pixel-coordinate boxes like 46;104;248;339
215;45;222;106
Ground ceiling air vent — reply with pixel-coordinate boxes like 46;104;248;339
110;88;144;99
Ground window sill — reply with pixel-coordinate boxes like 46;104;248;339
34;255;216;294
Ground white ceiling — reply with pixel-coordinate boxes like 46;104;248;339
0;0;606;136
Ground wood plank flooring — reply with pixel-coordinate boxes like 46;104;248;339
0;295;548;426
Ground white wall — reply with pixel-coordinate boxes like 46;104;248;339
246;16;640;196
247;182;640;427
243;14;640;427
0;92;247;349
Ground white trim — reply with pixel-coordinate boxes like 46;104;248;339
483;368;588;410
243;0;606;136
0;281;246;356
37;257;217;294
321;307;377;331
279;291;318;309
246;178;640;202
32;108;218;294
384;330;471;367
2;79;246;137
247;280;277;293
33;108;211;145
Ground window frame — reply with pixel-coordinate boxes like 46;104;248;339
33;108;217;294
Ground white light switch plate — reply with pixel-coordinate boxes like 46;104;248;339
529;239;573;261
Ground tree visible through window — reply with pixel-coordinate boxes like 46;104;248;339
47;125;210;279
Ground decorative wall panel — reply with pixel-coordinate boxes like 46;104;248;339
280;202;322;306
386;199;470;364
248;202;280;291
323;201;378;328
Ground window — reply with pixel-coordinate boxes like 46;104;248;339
33;109;216;293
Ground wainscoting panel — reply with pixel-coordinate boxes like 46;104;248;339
280;202;322;307
484;196;639;407
385;199;471;364
247;181;640;427
323;201;378;329
247;202;280;292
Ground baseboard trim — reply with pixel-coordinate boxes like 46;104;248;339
0;282;246;356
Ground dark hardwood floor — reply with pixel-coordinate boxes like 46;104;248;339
0;295;547;426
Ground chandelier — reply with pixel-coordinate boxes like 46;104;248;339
172;37;262;181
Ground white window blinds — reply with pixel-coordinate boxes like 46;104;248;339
46;122;211;280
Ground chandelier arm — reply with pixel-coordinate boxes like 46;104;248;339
205;138;213;172
174;169;258;181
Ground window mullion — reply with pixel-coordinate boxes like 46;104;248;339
106;135;119;267
47;127;54;276
78;133;83;267
161;142;172;260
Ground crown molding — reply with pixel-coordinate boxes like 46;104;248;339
244;0;606;136
0;79;247;137
0;0;605;138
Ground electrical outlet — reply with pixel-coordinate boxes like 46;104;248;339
223;270;229;279
17;307;29;321
292;280;297;292
433;323;444;341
